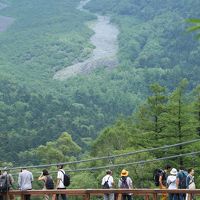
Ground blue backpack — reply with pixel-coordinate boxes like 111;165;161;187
178;171;188;189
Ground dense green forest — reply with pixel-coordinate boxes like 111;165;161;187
2;80;200;190
0;0;200;188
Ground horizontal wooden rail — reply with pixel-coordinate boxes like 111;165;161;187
0;189;199;200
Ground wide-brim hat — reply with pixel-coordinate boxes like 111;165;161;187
121;169;128;176
170;168;177;175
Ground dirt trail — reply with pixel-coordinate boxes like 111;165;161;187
53;0;119;80
0;2;14;32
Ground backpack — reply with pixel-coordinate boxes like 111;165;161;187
179;171;188;189
153;169;163;186
0;175;9;192
60;170;70;187
45;176;54;189
120;176;129;188
102;176;110;189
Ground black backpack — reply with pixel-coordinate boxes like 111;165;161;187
102;176;110;189
45;176;54;189
120;176;129;188
153;169;163;186
0;174;9;192
60;170;70;187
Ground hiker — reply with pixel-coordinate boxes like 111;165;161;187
118;169;133;200
101;170;115;200
56;165;66;200
167;168;178;200
176;166;188;200
38;169;54;200
0;167;15;200
18;168;34;200
159;164;171;200
186;168;195;200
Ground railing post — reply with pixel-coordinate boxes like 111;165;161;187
84;193;90;200
153;192;157;200
20;192;25;200
116;193;122;200
188;193;192;200
145;194;150;200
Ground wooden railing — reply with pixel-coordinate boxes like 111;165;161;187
1;189;199;200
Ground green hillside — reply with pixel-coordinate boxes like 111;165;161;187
0;0;200;167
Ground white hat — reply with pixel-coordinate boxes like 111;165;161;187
170;168;177;175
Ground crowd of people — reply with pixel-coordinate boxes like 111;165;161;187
156;165;195;200
101;165;196;200
0;164;196;200
0;164;67;200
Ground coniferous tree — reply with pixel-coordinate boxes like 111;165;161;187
161;79;198;166
135;83;167;146
192;85;200;136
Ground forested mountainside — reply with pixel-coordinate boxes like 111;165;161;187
0;0;200;167
85;0;200;89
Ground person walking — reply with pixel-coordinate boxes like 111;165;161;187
186;168;195;200
38;169;54;200
56;165;66;200
159;164;171;200
2;167;15;200
167;168;178;200
101;170;115;200
18;168;34;200
118;169;133;200
176;166;188;200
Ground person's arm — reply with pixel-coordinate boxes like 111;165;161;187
129;177;133;189
18;173;21;189
159;174;164;188
110;176;115;188
118;179;121;188
9;174;14;185
186;176;190;189
56;171;61;188
56;178;61;188
166;176;170;188
31;173;34;182
38;172;45;181
101;177;105;186
176;174;179;189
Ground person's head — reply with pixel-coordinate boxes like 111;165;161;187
179;166;185;171
188;168;194;175
2;167;9;175
22;167;27;172
42;169;49;176
170;168;177;176
106;170;112;175
164;164;171;172
120;169;128;177
3;167;7;172
57;164;64;169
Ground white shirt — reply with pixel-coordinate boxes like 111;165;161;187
57;169;65;188
167;175;177;189
102;175;114;188
18;169;33;190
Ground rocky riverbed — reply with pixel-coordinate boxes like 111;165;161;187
53;0;119;80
